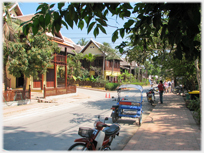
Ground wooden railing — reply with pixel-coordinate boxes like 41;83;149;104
44;85;76;98
3;85;31;102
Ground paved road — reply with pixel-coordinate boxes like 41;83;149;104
3;86;158;151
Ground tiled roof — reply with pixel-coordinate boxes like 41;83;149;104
120;58;138;68
73;44;84;53
52;40;74;48
15;14;34;22
63;37;76;45
3;3;23;17
120;58;130;66
80;39;105;55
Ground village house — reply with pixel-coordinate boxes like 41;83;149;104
80;39;121;83
3;3;77;100
120;58;147;81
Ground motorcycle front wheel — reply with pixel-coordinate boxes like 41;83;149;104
146;95;150;102
112;113;119;123
68;143;88;151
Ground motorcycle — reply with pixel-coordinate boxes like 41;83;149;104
146;88;155;105
68;115;120;151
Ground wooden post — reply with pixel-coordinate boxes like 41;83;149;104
41;74;44;90
29;85;31;100
44;84;46;98
65;48;67;88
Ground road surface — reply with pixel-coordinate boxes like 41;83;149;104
3;86;158;151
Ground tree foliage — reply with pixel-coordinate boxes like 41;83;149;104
67;50;84;78
77;38;88;46
6;32;60;79
21;2;201;62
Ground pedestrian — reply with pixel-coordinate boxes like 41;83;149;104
158;80;164;104
164;81;168;93
168;81;171;93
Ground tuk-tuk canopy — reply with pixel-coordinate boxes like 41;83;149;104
118;84;143;92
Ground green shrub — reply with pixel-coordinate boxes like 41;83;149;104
85;78;90;81
187;98;200;111
187;97;201;125
105;83;119;91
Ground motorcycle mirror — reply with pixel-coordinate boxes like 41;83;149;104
104;117;108;123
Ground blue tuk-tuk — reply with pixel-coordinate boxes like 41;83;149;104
111;84;143;126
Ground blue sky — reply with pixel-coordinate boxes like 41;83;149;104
18;2;133;48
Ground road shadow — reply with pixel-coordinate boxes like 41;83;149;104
3;126;78;151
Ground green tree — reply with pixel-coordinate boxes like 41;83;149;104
83;53;95;73
100;42;121;82
3;2;23;90
4;31;60;97
67;50;84;79
21;3;201;61
77;38;88;46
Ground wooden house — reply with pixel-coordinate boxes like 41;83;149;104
3;3;77;98
80;39;121;83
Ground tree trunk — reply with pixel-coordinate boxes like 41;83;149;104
3;64;8;91
141;69;143;82
138;67;140;82
103;55;105;79
111;59;115;83
194;59;201;108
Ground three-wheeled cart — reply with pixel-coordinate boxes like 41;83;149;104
111;84;143;126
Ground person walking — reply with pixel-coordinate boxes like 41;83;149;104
158;80;164;104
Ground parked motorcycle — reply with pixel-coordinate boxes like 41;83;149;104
68;115;120;151
146;88;155;105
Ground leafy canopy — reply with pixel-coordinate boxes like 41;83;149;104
21;2;201;62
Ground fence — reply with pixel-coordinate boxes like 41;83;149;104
3;85;31;102
44;85;76;98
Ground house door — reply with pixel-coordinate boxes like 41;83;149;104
16;72;24;88
33;73;42;88
46;69;54;87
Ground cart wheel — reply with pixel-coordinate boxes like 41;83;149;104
112;116;118;123
112;112;119;123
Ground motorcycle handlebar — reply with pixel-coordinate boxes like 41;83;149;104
102;124;109;127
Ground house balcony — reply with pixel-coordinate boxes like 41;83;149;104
51;54;66;65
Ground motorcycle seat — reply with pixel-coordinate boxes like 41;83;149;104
103;124;120;136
